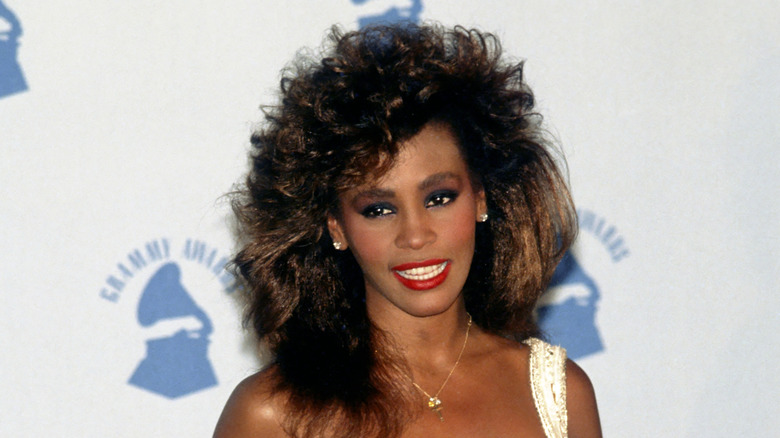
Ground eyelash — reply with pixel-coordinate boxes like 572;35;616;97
361;203;395;218
426;190;458;208
359;191;459;218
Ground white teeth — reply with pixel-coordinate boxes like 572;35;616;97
395;262;448;280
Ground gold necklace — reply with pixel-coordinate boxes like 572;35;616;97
408;313;472;422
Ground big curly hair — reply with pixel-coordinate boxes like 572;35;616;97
232;23;577;438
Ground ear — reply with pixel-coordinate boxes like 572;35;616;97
327;214;348;250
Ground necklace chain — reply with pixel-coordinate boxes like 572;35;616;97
408;313;472;422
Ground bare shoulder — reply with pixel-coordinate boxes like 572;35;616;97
213;367;289;438
565;359;602;438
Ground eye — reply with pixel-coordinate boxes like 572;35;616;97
361;203;395;218
426;190;458;208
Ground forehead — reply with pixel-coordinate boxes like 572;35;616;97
348;122;470;191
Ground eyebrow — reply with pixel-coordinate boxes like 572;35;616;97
350;172;461;203
419;172;460;191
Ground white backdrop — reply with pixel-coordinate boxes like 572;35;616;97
2;1;778;436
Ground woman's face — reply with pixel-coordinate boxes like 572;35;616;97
328;122;486;320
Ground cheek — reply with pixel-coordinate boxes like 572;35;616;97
342;218;389;267
439;204;477;253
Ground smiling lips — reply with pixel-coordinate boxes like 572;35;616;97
392;259;451;290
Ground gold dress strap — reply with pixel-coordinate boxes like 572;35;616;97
524;338;568;438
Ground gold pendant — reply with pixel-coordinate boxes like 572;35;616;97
427;397;444;421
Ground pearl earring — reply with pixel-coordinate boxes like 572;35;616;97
479;213;489;223
333;241;343;250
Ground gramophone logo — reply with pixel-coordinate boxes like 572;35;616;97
0;0;28;99
537;208;630;359
351;0;423;28
100;238;240;399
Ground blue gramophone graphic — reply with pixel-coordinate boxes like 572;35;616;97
128;263;218;398
537;252;604;359
351;0;423;28
0;0;27;99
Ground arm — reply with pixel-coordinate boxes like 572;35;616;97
566;360;602;438
213;370;288;438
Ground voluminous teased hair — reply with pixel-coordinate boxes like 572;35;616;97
232;23;577;438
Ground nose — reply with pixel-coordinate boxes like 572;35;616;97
394;210;436;250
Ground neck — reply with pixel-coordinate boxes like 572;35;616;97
369;302;473;373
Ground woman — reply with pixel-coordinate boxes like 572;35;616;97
215;24;601;438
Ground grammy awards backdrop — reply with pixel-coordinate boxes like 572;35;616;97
2;1;778;436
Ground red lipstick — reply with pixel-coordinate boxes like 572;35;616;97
392;259;451;290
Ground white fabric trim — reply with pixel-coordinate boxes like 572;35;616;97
525;338;568;438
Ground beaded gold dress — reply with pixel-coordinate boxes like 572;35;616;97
524;338;568;438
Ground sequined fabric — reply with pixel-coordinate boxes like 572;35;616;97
525;338;568;438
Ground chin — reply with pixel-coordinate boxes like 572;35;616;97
399;291;463;318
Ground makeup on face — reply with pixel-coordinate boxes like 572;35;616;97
328;122;486;318
349;172;463;219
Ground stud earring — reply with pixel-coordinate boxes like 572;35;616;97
479;213;489;223
333;241;343;250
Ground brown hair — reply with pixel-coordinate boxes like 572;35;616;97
232;23;577;438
